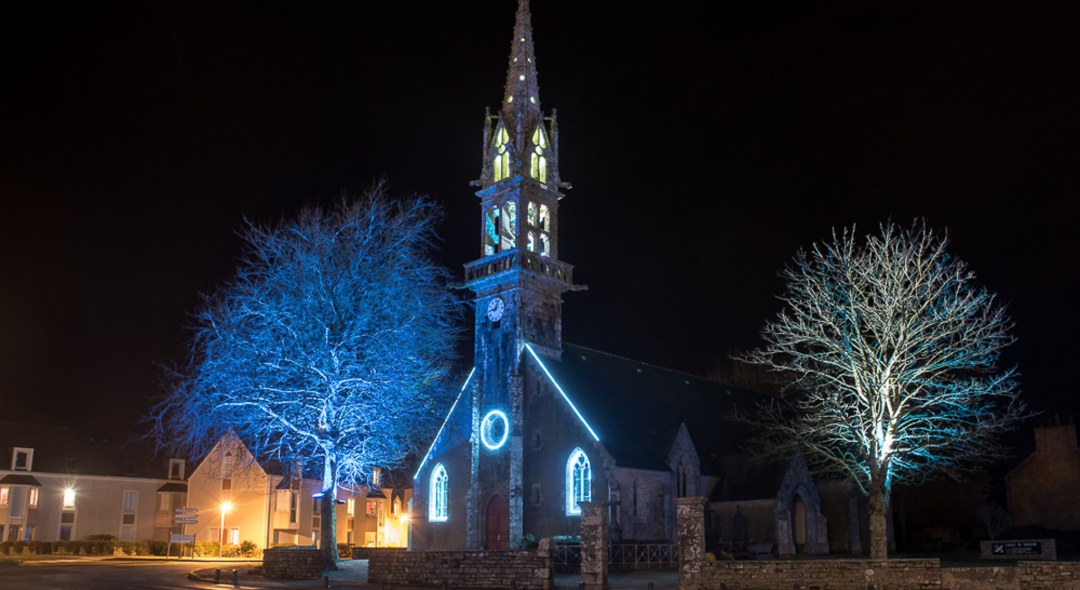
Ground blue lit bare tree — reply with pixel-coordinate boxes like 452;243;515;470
150;185;462;570
742;220;1026;559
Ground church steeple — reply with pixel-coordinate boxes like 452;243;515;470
502;0;542;135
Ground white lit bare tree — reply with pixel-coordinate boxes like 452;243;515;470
150;185;463;570
742;221;1026;559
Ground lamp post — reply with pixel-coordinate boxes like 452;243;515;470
220;502;233;558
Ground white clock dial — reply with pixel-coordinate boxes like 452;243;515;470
487;296;506;322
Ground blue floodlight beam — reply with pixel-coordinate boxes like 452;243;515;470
413;367;477;480
525;344;600;442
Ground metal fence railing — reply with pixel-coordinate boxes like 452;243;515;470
554;543;677;572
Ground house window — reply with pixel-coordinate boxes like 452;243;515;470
565;448;591;516
12;448;33;471
347;497;355;517
228;528;240;545
0;486;8;505
366;501;376;516
372;468;381;486
159;492;172;513
221;478;232;491
289;491;298;525
429;464;448;522
531;483;543;507
9;488;25;518
62;488;76;510
121;491;137;541
28;488;38;508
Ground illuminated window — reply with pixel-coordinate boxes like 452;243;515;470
372;468;382;486
347;497;355;517
530;128;548;183
484;206;499;256
28;488;38;508
492;127;510;182
63;488;76;510
430;463;448;522
227;528;240;545
500;202;517;251
0;486;8;505
565;448;591;516
366;501;376;516
528;231;536;252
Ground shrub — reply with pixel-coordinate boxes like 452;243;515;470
337;543;354;559
514;534;538;550
240;540;261;558
195;540;221;557
12;541;27;555
86;534;116;541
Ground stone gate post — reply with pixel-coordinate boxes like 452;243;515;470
675;497;705;590
578;501;609;590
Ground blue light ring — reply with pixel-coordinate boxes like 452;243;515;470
480;409;510;450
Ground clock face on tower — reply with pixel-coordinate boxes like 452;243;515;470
486;296;506;322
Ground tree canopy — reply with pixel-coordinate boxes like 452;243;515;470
743;220;1026;558
150;186;463;568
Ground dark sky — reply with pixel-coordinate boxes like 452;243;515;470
3;1;1078;434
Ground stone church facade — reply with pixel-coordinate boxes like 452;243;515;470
411;0;875;556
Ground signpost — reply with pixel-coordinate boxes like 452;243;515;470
170;508;199;559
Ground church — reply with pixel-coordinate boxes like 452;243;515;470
411;0;876;556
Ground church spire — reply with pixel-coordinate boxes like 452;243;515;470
502;0;542;134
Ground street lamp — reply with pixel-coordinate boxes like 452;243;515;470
220;502;233;558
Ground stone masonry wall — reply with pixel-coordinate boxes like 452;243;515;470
262;547;323;580
695;559;941;590
363;538;554;590
1019;562;1080;590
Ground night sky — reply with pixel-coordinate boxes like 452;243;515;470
3;1;1078;438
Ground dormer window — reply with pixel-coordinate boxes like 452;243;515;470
492;127;511;183
169;459;185;480
12;448;33;471
530;127;548;184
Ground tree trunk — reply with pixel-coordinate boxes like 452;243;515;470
868;473;890;559
321;456;339;572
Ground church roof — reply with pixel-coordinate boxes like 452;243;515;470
536;344;783;488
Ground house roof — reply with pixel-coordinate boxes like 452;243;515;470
0;474;42;486
536;344;788;497
0;422;173;479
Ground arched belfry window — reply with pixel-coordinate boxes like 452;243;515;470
492;127;511;183
526;201;550;257
430;464;448;522
530;127;548;184
565;448;591;516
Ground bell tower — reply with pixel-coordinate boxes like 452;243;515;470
462;0;578;550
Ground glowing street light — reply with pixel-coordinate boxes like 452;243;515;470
220;502;233;558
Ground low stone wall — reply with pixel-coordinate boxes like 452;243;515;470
942;566;1019;590
1018;562;1080;590
693;559;941;590
363;539;554;590
262;547;323;580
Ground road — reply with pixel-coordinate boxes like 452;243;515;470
0;556;265;590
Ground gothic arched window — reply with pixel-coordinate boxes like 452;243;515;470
530;127;548;184
492;127;511;183
430;464;448;522
565;448;591;515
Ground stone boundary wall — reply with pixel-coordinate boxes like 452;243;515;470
1018;562;1080;589
362;539;554;590
262;547;323;580
692;559;941;590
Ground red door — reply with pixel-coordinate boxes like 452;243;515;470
485;494;508;550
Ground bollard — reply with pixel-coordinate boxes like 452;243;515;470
214;569;221;584
442;579;448;590
510;581;516;590
324;575;331;588
232;569;239;588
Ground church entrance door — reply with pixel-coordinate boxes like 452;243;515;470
485;494;508;550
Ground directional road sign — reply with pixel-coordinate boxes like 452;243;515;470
174;519;199;525
175;508;198;514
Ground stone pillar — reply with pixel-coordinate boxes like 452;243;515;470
578;501;609;590
675;497;705;590
537;537;556;590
